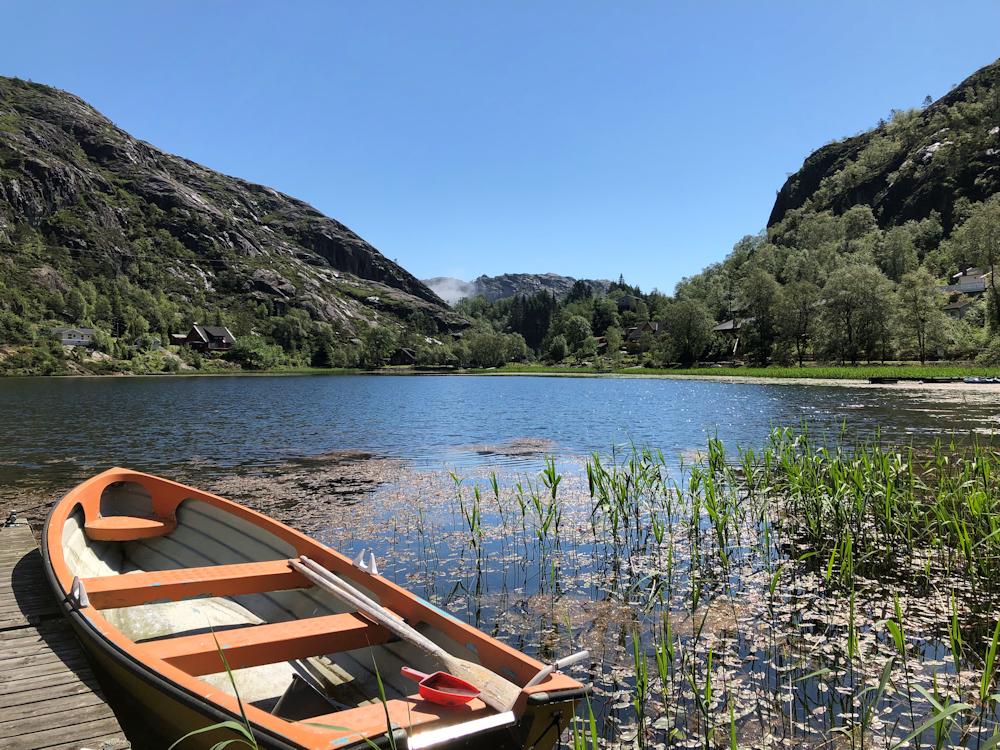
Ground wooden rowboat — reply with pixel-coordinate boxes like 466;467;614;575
42;468;586;749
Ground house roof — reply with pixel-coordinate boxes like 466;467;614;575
191;324;236;344
952;267;989;280
53;327;95;336
713;317;755;333
626;322;659;340
944;298;974;310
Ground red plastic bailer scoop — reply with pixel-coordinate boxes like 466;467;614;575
400;667;481;707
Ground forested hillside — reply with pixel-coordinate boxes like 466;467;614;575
2;53;999;376
669;56;1000;366
0;76;464;374
448;57;1000;371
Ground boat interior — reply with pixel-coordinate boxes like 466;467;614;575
52;471;552;743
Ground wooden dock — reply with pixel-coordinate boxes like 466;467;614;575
0;523;130;750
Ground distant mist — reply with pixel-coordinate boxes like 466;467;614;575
422;273;613;307
423;277;477;305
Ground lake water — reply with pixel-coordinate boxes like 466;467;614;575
1;373;998;494
6;373;1000;747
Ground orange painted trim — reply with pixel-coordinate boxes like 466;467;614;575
84;514;177;541
142;613;392;676
82;559;307;610
45;468;584;749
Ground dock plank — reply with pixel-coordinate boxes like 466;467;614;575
0;524;130;749
7;717;126;750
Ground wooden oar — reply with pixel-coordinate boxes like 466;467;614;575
290;556;522;713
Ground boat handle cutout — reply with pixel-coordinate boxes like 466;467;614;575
69;576;90;609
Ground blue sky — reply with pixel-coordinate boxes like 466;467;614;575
3;3;999;293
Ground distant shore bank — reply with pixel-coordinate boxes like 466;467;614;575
462;368;1000;392
6;363;1000;393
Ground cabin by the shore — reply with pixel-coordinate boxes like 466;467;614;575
624;321;660;353
52;326;95;347
944;297;975;320
172;324;236;353
388;347;417;366
713;317;753;357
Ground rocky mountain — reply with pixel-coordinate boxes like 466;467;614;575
423;273;612;305
768;57;1000;234
0;75;462;340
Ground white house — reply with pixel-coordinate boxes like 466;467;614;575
941;267;990;295
52;327;95;347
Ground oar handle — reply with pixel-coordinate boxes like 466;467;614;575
524;649;590;688
555;650;590;670
292;557;446;659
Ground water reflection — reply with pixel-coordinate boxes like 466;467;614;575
2;375;999;497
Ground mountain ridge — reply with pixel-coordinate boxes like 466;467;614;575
768;57;1000;233
0;75;463;347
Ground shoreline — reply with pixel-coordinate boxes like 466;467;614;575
5;365;1000;392
463;369;1000;393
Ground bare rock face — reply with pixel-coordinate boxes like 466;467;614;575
0;76;464;331
768;57;1000;233
251;268;296;298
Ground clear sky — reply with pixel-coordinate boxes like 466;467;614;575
2;3;999;293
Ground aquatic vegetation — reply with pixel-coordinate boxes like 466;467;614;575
307;428;1000;748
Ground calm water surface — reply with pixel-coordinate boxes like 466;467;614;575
6;373;1000;747
1;373;998;492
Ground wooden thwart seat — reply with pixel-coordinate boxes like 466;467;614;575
81;559;307;609
137;613;392;675
84;515;177;541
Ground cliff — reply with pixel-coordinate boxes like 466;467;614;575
768;57;1000;234
0;76;463;338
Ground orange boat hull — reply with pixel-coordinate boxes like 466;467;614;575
43;468;585;750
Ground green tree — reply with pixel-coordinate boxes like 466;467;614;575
575;336;598;362
270;309;314;355
506;291;557;351
896;268;948;363
562;315;593;352
879;226;918;281
65;288;87;323
603;326;623;357
818;264;894;363
591;297;619;336
660;299;713;366
566;280;593;303
361;325;397;368
465;331;508;368
776;281;820;367
228;336;284;370
547;335;568;362
739;268;782;365
502;333;529;363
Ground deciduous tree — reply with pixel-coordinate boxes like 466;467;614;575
660;299;712;366
777;280;820;367
896;268;948;363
